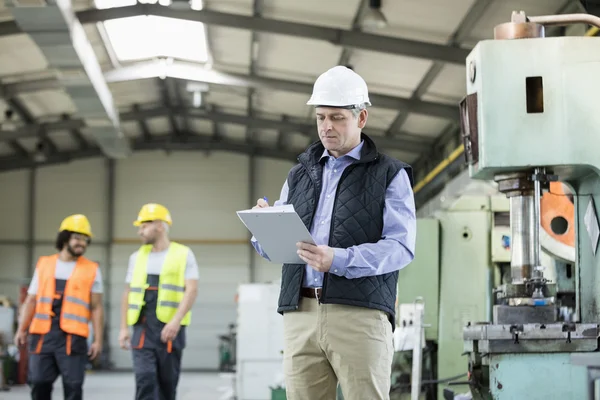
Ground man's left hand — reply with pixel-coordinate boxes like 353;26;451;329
161;321;181;343
296;242;334;272
88;341;102;360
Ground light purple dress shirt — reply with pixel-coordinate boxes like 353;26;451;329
251;140;417;288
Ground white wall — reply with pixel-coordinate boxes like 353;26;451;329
0;150;293;370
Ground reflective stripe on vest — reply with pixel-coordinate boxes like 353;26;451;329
29;254;98;338
127;242;191;326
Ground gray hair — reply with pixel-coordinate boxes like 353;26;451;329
351;103;368;118
162;221;170;234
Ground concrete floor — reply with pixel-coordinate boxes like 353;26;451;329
3;371;235;399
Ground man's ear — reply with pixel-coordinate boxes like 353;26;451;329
358;109;368;129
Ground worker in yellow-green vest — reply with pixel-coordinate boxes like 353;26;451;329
118;203;199;400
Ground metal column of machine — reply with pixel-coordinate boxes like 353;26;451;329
460;11;600;399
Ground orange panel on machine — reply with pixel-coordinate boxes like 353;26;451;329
540;181;575;247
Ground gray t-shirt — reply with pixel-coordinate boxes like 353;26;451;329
125;248;199;283
28;259;104;295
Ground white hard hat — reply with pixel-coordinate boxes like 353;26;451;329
306;66;372;108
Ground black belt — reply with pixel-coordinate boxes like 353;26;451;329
300;287;322;299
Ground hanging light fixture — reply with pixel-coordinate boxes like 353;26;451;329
186;82;209;108
190;0;203;11
193;91;203;108
362;0;388;30
2;109;16;131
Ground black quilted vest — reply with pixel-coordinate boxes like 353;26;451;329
276;133;414;326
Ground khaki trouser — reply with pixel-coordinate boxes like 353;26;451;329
283;297;394;400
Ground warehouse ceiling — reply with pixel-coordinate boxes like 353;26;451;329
0;0;589;202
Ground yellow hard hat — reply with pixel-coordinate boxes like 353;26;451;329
59;214;93;237
133;203;172;227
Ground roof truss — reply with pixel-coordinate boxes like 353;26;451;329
0;0;583;207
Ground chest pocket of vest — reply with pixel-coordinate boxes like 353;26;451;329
66;281;81;293
160;260;182;277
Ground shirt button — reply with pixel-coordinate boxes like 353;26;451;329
334;269;338;273
334;169;338;173
327;194;331;198
321;221;325;224
314;278;318;282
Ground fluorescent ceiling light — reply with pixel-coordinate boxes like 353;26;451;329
93;0;209;63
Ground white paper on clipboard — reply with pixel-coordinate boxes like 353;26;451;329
237;204;316;264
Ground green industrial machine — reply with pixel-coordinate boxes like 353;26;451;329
397;196;515;399
457;10;600;400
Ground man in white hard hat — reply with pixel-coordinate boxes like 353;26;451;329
118;203;199;400
251;65;416;400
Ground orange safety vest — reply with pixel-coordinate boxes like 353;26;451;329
29;254;98;338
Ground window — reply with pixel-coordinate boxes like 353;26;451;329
94;0;209;63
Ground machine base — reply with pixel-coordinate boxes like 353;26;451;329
464;322;598;353
464;322;599;399
493;304;556;324
472;353;589;400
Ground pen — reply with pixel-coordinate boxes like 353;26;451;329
263;196;268;202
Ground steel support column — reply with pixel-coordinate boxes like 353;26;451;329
104;158;115;366
248;155;256;283
26;167;36;277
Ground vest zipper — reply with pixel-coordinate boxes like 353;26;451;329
322;163;357;302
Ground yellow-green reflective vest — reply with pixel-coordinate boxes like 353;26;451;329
127;242;192;326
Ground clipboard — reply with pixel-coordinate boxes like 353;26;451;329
237;204;316;264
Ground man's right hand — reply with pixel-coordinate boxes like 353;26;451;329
14;330;27;347
118;328;130;350
253;198;269;209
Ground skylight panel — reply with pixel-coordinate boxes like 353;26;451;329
93;0;209;63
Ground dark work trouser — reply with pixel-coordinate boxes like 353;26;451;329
28;278;89;400
28;351;88;400
132;346;182;400
132;274;185;400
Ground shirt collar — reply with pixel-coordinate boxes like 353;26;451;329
319;140;364;162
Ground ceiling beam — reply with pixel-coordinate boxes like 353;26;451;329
385;0;493;137
8;95;58;156
209;104;224;140
0;131;299;172
2;60;459;122
132;104;152;140
4;0;130;159
245;0;264;144
0;4;469;65
158;79;182;137
0;104;433;153
3;97;31;157
337;0;367;68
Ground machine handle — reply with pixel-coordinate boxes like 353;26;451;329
447;381;472;386
528;13;600;29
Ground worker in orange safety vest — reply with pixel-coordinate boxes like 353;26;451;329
14;214;104;400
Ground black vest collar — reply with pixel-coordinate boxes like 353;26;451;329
298;132;379;168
